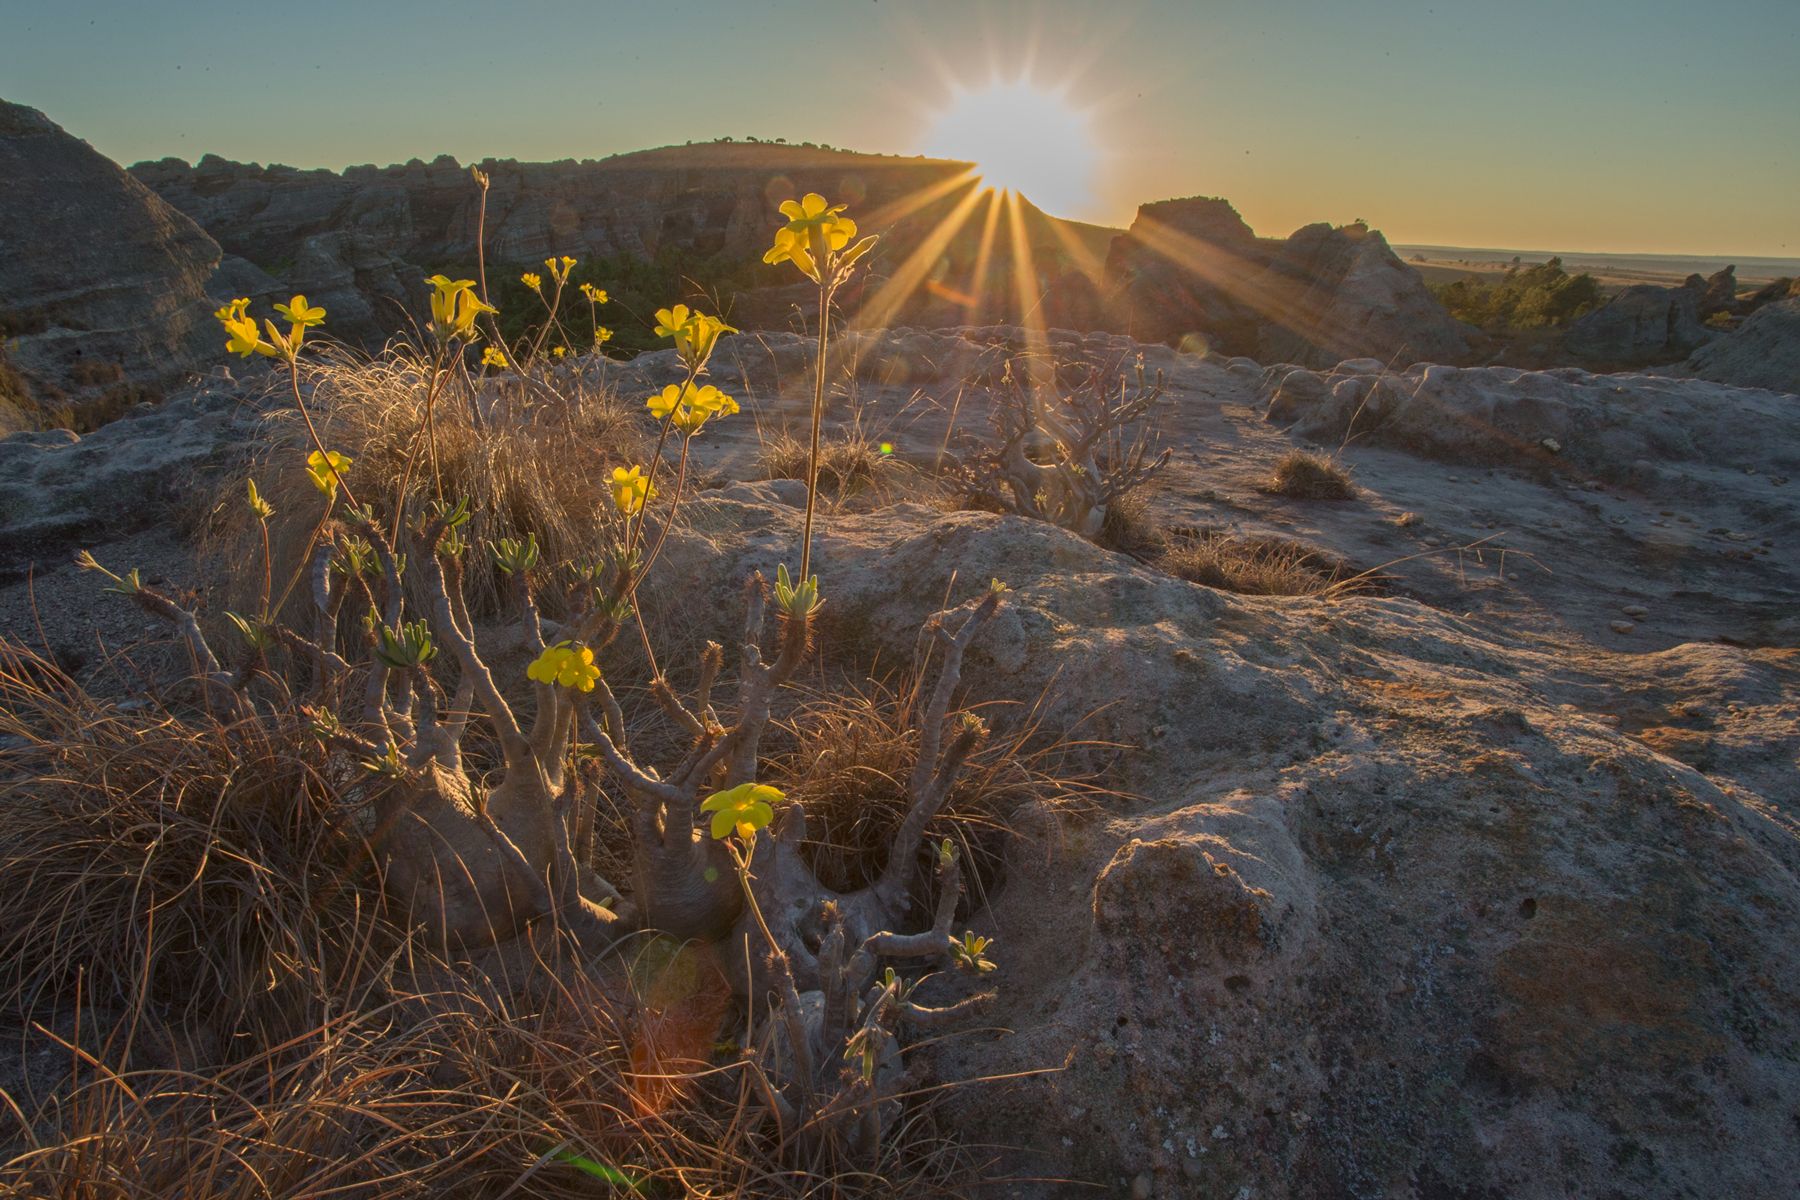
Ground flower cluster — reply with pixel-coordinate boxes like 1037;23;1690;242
215;294;325;360
425;275;494;340
653;305;735;372
646;381;739;435
763;192;874;284
579;282;608;304
526;642;600;691
609;465;655;516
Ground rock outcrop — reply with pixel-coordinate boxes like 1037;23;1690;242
1563;277;1709;364
1684;296;1800;395
1104;198;1476;367
130;145;1111;346
1260;356;1800;479
0;100;221;424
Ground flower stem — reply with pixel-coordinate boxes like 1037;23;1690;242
798;282;829;583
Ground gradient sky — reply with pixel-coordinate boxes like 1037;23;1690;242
3;0;1796;256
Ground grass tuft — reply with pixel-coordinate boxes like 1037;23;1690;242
1159;530;1353;596
1266;449;1357;500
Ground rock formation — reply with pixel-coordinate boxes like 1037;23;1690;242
0;100;221;425
1103;198;1476;367
1563;276;1709;364
130;145;1110;346
1684;295;1800;395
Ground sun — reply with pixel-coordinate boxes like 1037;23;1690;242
920;81;1098;217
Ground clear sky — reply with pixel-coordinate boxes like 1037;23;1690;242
3;0;1796;256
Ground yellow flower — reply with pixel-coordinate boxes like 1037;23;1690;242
481;346;510;370
425;275;493;339
521;272;542;292
305;449;352;501
653;306;736;370
765;192;872;283
214;297;276;358
551;345;567;360
700;782;783;841
610;465;655;516
545;255;576;285
762;226;818;282
579;282;609;304
273;294;325;328
526;642;599;692
645;382;739;435
594;326;614;346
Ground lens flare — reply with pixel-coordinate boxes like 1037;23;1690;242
921;81;1098;217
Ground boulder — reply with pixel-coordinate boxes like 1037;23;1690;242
1684;296;1800;396
1563;279;1709;364
1254;222;1477;368
1701;264;1739;316
0;100;221;424
1103;205;1475;368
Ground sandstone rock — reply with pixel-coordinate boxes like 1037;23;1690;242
1104;204;1475;368
1684;296;1800;396
633;489;1800;1200
1255;222;1476;368
0;100;221;423
1564;279;1709;364
1701;264;1739;316
0;383;252;565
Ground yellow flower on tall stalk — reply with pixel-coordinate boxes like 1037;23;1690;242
481;346;510;370
761;192;877;585
425;274;494;340
594;326;614;347
305;449;353;501
521;272;543;292
545;255;577;286
645;382;738;435
653;305;736;372
272;294;326;350
579;282;608;304
610;465;655;516
526;642;600;691
700;782;783;842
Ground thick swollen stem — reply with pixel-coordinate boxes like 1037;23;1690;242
798;281;830;583
416;526;530;771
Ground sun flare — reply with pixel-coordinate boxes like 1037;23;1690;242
921;81;1098;217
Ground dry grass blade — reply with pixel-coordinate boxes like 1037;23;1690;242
1159;530;1359;597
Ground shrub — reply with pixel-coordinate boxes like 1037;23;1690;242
1434;257;1604;331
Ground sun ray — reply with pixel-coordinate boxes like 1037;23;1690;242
849;179;990;336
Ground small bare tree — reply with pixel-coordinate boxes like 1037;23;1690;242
956;355;1172;539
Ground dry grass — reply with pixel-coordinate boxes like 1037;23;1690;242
1266;449;1357;500
0;642;1004;1196
1159;530;1353;596
758;428;886;500
207;344;646;617
764;671;1119;897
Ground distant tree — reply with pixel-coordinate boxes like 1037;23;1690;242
1435;255;1604;330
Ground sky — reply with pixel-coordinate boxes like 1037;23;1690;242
2;0;1797;256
